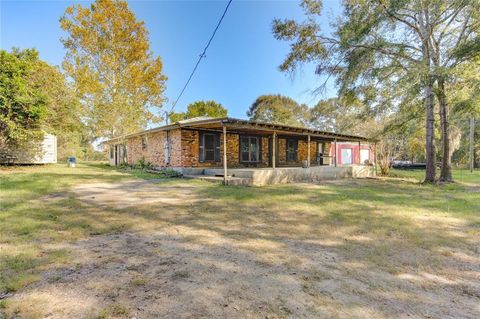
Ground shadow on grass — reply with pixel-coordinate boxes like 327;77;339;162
1;166;479;318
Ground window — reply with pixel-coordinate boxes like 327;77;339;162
360;149;370;164
286;139;298;162
240;136;261;163
142;137;148;150
204;134;215;161
110;146;114;159
341;148;353;165
199;132;220;162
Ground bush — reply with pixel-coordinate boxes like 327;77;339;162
135;156;153;170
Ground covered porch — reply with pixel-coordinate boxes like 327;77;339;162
181;117;375;185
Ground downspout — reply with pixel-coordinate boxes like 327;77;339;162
165;130;171;166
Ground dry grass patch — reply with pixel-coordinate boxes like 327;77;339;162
1;164;479;318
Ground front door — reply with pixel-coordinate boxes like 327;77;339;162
317;142;325;165
341;148;353;165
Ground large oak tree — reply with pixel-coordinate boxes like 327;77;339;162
273;0;480;183
169;100;227;123
247;94;310;127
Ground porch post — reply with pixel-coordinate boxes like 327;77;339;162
307;135;311;168
223;125;228;185
373;142;377;176
272;132;276;169
358;141;361;164
334;138;337;167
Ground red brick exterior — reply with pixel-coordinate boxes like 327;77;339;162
180;129;269;168
125;129;182;167
276;137;324;166
116;128;334;168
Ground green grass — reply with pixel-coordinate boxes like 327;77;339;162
0;163;162;294
389;167;480;184
1;163;479;318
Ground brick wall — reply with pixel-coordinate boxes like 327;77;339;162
180;129;269;168
126;129;182;167
169;129;182;167
122;128;333;168
277;137;319;166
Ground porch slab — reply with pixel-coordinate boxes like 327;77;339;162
182;165;375;186
183;174;252;186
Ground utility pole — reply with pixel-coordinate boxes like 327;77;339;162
470;118;475;173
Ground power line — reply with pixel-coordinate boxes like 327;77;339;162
166;0;233;122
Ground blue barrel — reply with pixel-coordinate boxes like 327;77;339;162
67;157;77;167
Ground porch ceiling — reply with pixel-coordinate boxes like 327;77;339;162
183;118;370;142
103;116;372;145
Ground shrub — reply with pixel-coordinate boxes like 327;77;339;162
135;156;153;170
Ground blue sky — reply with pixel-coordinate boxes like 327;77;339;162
1;0;340;120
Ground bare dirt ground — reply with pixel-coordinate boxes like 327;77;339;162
7;178;480;319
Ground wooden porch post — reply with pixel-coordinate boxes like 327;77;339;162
307;135;311;168
272;131;276;169
358;141;361;164
334;138;337;167
223;125;228;185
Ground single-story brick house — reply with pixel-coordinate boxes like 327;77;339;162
104;117;375;184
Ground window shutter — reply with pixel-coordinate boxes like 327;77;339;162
199;132;205;163
215;133;221;162
258;137;262;162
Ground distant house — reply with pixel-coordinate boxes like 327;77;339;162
103;117;375;185
1;133;57;164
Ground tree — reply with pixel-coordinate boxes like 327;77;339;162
60;0;167;139
247;94;310;127
310;97;368;134
0;49;46;148
29;56;90;159
428;1;480;181
0;48;93;159
169;100;227;122
272;0;480;183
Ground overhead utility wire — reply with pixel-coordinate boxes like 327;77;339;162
165;0;234;123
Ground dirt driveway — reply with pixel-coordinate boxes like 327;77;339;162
8;178;480;319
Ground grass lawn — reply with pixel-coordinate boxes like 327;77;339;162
0;163;479;318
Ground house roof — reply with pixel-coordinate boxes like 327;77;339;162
104;117;372;144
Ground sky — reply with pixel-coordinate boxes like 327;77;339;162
0;0;341;121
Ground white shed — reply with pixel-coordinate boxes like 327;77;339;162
10;133;58;164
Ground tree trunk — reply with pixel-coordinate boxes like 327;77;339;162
418;10;436;183
437;78;452;182
424;80;436;183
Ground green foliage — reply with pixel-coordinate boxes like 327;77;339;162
0;48;99;161
247;94;310;127
309;97;369;134
0;49;47;148
273;0;480;182
169;100;227;122
28;54;93;160
135;156;153;170
60;0;167;138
